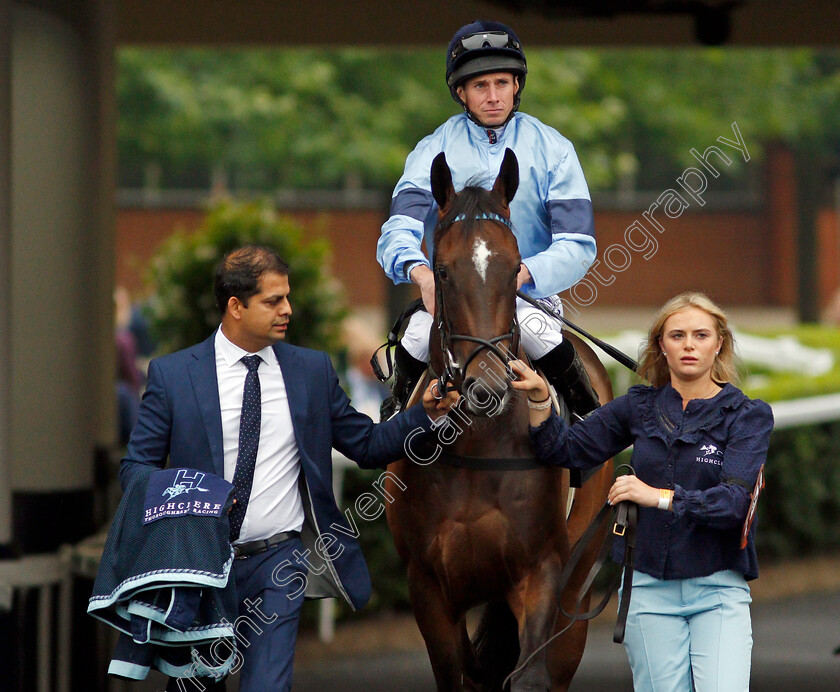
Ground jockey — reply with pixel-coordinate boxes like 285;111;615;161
377;19;600;420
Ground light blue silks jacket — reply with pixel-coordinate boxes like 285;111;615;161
377;111;596;299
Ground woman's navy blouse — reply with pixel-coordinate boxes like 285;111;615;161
531;382;774;581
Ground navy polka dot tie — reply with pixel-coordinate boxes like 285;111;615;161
229;355;262;541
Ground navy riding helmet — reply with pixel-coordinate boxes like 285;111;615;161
445;20;528;112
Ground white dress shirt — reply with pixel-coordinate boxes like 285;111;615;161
215;328;304;543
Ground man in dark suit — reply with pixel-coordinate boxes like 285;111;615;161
120;245;454;691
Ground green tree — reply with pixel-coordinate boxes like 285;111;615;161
145;198;346;355
117;47;840;192
117;47;624;189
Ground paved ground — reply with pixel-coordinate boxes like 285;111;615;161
291;590;840;691
122;555;840;691
125;589;840;690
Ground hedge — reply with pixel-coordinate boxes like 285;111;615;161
144;198;346;356
758;420;840;559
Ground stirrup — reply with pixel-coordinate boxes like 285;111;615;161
379;396;401;422
382;340;428;418
370;298;425;383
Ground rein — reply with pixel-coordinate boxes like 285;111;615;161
516;290;640;374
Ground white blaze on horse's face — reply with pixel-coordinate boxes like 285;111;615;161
472;238;494;283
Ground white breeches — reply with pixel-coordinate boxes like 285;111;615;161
401;296;563;362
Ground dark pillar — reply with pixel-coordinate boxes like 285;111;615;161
796;148;832;323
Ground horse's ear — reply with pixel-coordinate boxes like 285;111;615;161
492;148;519;208
431;152;456;214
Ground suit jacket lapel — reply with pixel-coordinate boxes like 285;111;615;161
274;343;309;445
189;335;225;477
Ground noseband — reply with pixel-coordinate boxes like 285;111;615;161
431;212;521;398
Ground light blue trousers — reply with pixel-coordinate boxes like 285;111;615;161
619;570;753;692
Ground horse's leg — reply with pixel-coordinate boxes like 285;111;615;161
548;492;612;692
505;558;564;692
507;586;588;692
407;563;480;692
542;565;606;692
460;619;481;683
541;331;615;689
545;618;589;692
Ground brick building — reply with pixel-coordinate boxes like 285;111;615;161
117;146;840;327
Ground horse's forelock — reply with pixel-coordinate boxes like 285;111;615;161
434;185;510;249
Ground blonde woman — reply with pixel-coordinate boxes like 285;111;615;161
511;292;773;692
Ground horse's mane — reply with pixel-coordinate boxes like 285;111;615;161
433;178;511;254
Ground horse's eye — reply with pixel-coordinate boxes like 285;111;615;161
436;266;448;281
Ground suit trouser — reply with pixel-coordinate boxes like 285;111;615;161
619;569;753;692
167;536;306;692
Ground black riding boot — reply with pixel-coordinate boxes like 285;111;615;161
379;344;427;421
533;340;600;420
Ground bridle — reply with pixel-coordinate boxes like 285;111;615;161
430;212;521;398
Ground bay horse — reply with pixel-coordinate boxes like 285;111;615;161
385;149;614;691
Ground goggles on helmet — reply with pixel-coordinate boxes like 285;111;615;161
451;31;522;62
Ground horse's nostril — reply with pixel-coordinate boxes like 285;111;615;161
463;376;479;398
464;376;503;412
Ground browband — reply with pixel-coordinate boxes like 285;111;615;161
450;212;513;229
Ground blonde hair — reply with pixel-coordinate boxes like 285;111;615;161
636;292;737;387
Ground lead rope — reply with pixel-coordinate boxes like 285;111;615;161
502;464;639;690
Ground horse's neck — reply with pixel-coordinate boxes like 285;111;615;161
448;393;533;459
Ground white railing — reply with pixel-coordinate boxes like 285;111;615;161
769;393;840;430
596;329;836;378
0;553;72;692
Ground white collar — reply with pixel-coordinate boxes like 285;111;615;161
215;327;278;369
